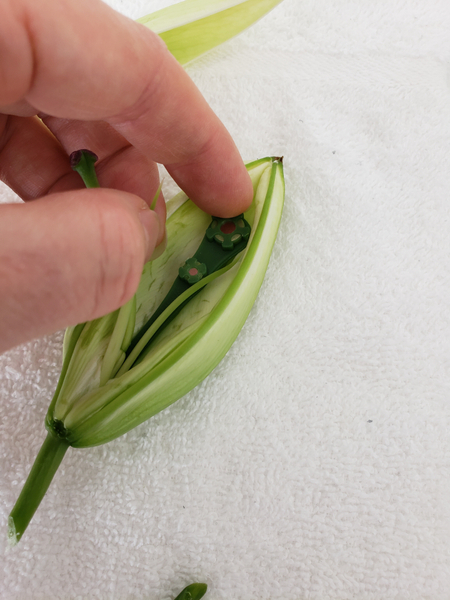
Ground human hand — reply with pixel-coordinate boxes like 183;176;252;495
0;0;253;354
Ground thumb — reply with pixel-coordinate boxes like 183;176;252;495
0;188;161;353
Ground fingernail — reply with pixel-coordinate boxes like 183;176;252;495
138;206;160;262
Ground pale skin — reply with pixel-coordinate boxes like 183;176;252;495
0;0;253;355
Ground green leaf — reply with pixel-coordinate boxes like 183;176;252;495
174;583;207;600
138;0;284;65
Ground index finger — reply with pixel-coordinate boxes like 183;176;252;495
1;0;253;216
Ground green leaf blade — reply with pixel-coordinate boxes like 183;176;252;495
139;0;284;65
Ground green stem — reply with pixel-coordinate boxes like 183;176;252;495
174;583;207;600
8;433;69;545
70;149;100;188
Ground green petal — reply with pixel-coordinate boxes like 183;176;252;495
138;0;284;65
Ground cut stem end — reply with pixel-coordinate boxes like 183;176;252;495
70;149;100;188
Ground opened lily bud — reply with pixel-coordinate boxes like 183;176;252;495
8;157;284;544
53;157;284;448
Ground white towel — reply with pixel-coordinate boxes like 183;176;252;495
1;0;450;598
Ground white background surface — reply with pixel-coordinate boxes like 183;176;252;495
1;0;450;598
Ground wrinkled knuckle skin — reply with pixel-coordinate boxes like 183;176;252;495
89;198;144;320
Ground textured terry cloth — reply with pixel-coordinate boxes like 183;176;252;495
1;0;450;598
